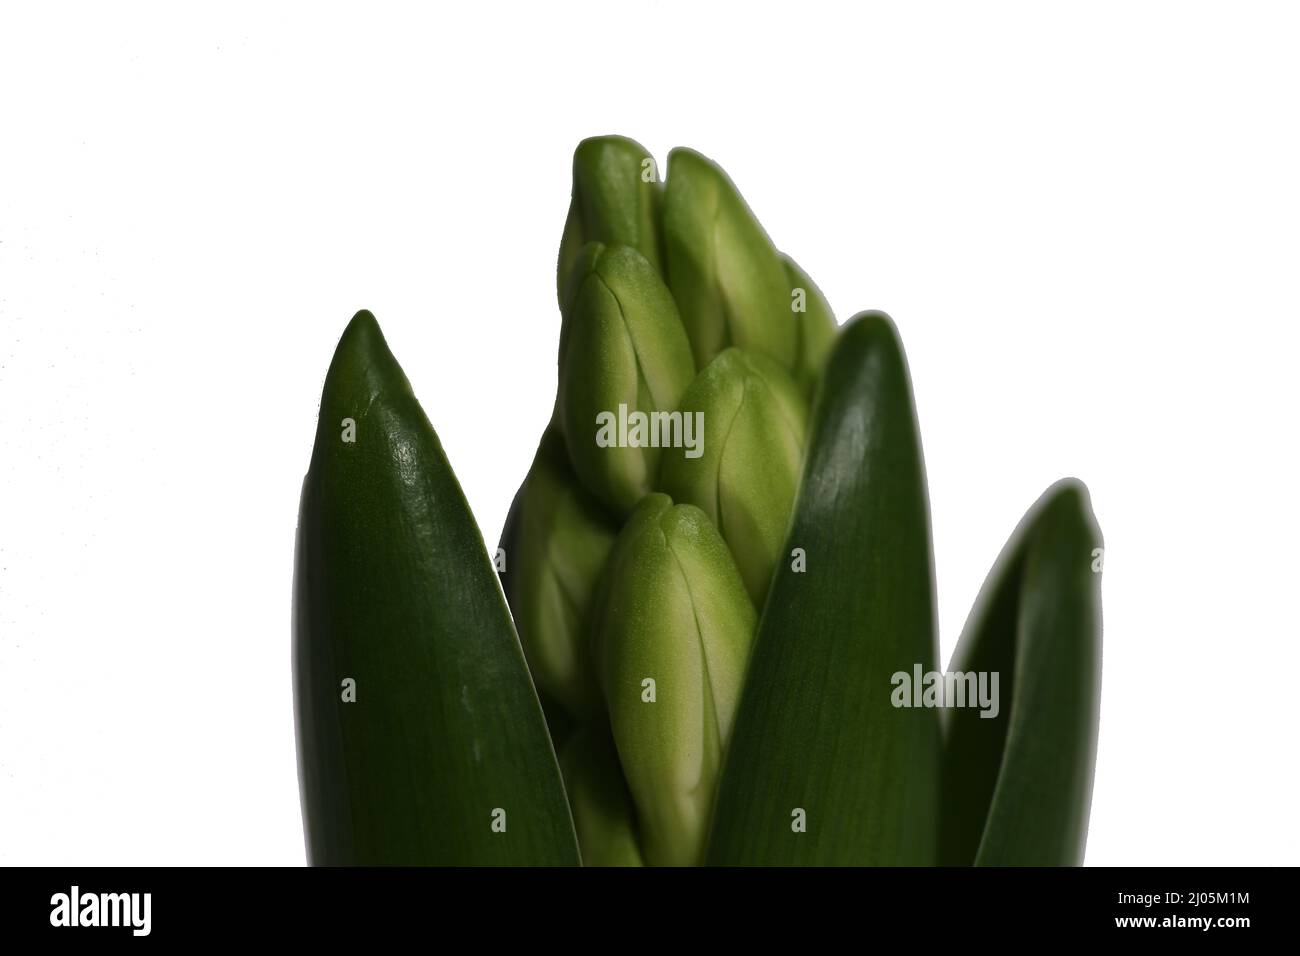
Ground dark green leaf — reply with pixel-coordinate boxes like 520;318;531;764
940;480;1103;866
294;310;580;865
706;311;941;865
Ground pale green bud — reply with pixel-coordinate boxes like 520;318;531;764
657;349;808;607
500;429;617;718
558;244;696;516
781;252;838;396
662;147;796;370
559;727;646;867
558;135;664;303
590;494;757;866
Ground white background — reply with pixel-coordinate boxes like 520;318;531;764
1;2;1297;866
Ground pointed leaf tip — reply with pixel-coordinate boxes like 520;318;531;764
319;309;414;415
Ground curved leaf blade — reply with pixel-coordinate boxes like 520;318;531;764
293;311;580;865
706;311;941;865
940;479;1103;866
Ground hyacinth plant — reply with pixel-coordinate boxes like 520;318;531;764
293;136;1103;867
